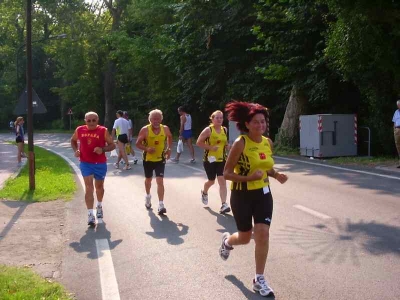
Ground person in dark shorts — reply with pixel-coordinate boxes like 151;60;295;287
218;101;288;297
135;109;173;215
14;116;26;165
112;110;131;170
71;111;115;226
196;110;230;214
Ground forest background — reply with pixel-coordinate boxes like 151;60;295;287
0;0;399;156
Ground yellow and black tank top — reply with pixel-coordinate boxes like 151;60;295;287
203;125;228;162
142;125;166;162
231;135;274;191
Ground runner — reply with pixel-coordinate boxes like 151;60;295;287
71;111;115;226
135;109;173;215
112;110;131;170
170;106;196;163
218;101;288;297
123;111;139;165
196;110;230;214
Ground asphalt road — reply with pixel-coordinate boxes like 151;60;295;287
33;133;400;300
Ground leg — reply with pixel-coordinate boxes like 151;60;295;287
145;177;152;195
155;177;164;201
253;224;270;274
217;176;227;204
227;230;252;246
94;179;105;204
17;142;22;163
186;137;195;159
118;141;129;165
395;129;400;161
83;175;95;209
203;179;215;194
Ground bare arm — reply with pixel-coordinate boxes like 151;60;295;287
135;126;149;151
93;130;116;154
164;125;173;159
179;115;186;136
196;127;217;151
223;138;263;182
71;130;80;157
111;128;116;140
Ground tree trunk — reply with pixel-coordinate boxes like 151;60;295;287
276;85;308;147
103;61;116;128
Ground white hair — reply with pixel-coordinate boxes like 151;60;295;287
85;111;99;119
397;100;400;105
148;109;163;121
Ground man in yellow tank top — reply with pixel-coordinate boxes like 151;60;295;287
135;109;173;215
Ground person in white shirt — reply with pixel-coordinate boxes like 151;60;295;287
170;106;196;163
123;111;139;164
392;100;400;168
112;110;131;170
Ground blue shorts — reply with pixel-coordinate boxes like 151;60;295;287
80;162;107;180
182;129;193;139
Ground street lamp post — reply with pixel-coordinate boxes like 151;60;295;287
19;1;66;190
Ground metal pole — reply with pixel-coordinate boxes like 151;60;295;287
27;0;35;190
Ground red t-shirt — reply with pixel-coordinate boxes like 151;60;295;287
76;125;107;163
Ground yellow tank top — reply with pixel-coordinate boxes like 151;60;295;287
231;135;274;191
203;125;228;162
143;125;166;162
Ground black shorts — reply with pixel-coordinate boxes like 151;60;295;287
230;187;273;232
117;134;128;144
203;161;225;181
16;136;23;143
143;160;165;178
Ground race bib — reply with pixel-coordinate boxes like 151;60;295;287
208;156;216;163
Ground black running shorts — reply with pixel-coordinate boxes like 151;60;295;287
143;160;165;178
230;187;273;232
203;161;225;181
117;133;128;144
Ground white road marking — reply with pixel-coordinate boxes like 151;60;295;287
293;205;332;220
43;147;121;300
95;239;121;300
275;156;400;181
176;163;205;173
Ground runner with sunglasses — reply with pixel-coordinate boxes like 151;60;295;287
71;112;115;226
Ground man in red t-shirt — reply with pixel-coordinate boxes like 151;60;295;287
71;111;115;226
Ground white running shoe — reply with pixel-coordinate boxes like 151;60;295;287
88;214;96;226
201;190;208;205
169;158;179;163
123;164;131;170
133;157;138;164
219;203;231;214
253;275;274;297
158;202;167;215
190;158;196;164
96;206;103;219
219;232;233;261
113;163;119;169
145;194;152;209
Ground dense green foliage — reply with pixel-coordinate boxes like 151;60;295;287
0;0;399;155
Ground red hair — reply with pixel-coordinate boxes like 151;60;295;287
225;101;269;133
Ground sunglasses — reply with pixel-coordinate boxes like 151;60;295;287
86;119;97;123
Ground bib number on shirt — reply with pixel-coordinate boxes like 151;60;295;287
208;156;216;163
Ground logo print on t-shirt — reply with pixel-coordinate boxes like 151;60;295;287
155;140;159;145
217;140;221;144
259;152;266;160
87;138;92;145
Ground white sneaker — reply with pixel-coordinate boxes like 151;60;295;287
96;206;103;219
87;214;96;226
145;194;152;209
123;164;131;170
169;158;179;163
219;232;233;261
201;190;208;205
133;157;138;164
253;275;274;297
219;203;231;214
114;163;119;169
158;202;167;215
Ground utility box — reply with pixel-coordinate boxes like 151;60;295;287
300;114;357;157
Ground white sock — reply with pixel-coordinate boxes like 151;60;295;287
255;274;264;281
88;209;94;216
159;201;163;206
97;202;102;208
224;239;232;248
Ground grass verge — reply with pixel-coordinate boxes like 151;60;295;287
329;156;398;167
0;145;76;202
0;265;72;300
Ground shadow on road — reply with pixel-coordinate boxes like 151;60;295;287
146;209;189;245
204;207;237;233
225;275;272;299
0;200;29;242
275;218;400;266
69;221;122;259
